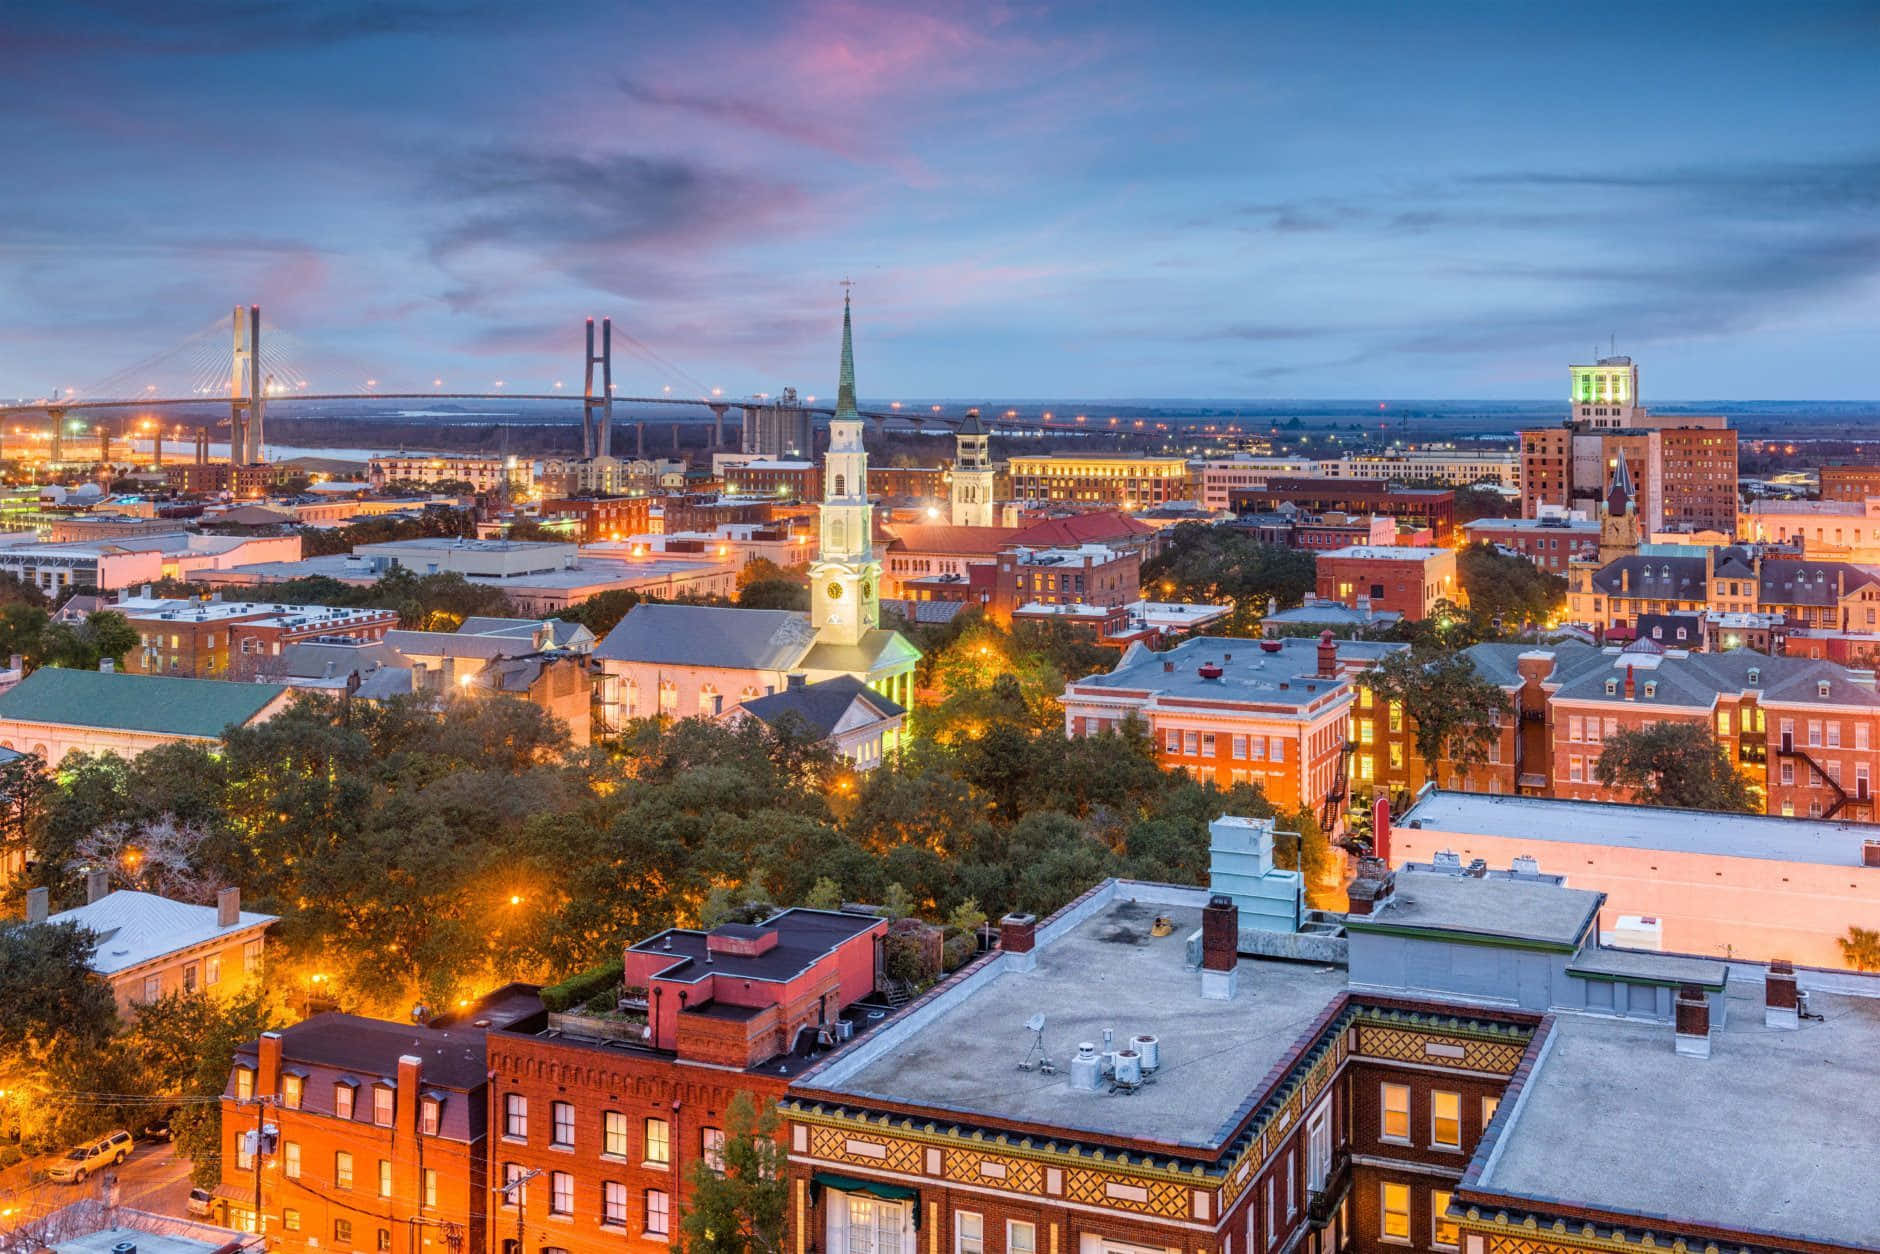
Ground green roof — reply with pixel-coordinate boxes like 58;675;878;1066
0;667;289;739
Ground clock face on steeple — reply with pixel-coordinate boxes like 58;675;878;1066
827;581;844;600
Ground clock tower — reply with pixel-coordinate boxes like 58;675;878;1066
810;288;882;648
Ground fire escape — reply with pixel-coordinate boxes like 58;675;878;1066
1776;731;1856;820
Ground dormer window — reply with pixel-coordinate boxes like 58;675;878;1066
334;1079;358;1121
234;1065;255;1101
1605;679;1617;695
282;1073;304;1110
420;1095;443;1136
373;1083;395;1127
1819;680;1832;698
1748;667;1761;684
1643;681;1657;698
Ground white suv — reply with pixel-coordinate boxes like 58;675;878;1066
46;1130;132;1183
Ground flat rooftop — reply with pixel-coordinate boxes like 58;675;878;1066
800;885;1347;1150
1400;790;1880;869
1322;544;1448;559
1481;981;1880;1248
1353;870;1602;950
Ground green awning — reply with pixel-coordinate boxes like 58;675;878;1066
812;1172;921;1206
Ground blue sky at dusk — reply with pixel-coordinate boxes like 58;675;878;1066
3;1;1878;401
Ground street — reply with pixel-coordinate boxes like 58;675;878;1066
0;1140;196;1236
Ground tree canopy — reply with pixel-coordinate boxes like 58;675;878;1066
1360;649;1511;777
1457;542;1566;630
1140;524;1316;635
1594;722;1758;812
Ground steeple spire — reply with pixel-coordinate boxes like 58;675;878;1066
836;283;858;421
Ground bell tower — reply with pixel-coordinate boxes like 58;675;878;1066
950;408;996;527
809;286;882;647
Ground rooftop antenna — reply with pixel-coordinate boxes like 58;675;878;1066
1016;1012;1055;1074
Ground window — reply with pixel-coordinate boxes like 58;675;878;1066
645;1189;670;1238
1285;1150;1296;1217
1006;1222;1036;1254
1232;735;1248;760
243;938;264;974
373;1085;394;1127
1388;702;1403;733
504;1093;528;1139
1306;1104;1332;1191
603;1110;628;1158
236;1135;255;1171
550;1171;573;1215
1717;710;1731;736
206;956;222;986
1431;1091;1461;1149
335;1151;354;1190
377;1231;391;1252
335;1219;353;1246
282;1074;303;1110
182;961;199;993
1380;1083;1411;1143
1482;1095;1501;1126
283;1142;302;1179
603;1181;628;1228
283;1209;301;1233
1184;731;1200;755
142;974;162;1003
335;1083;356;1121
1265;1176;1276;1242
379;1159;392;1198
644;1117;670;1165
552;1100;575;1148
423;1168;438;1209
420;1096;440;1136
501;1163;527;1208
1380;1182;1411;1243
701;1126;726;1171
1431;1189;1458;1249
955;1212;984;1254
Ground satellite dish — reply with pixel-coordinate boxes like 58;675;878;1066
1025;1013;1045;1033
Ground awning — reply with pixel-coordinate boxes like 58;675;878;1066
812;1173;921;1222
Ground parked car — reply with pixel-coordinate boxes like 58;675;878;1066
186;1187;215;1218
138;1115;174;1143
45;1130;132;1183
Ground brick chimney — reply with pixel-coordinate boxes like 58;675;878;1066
1346;856;1396;916
1624;664;1636;700
217;887;241;929
1372;794;1392;864
1764;959;1799;1031
1200;894;1238;1001
1000;913;1038;972
1316;630;1337;678
257;1030;284;1096
86;867;110;904
1673;985;1711;1059
1863;839;1880;868
26;885;48;924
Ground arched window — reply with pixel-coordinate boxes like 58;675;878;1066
700;684;722;716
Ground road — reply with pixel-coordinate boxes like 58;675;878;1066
0;1139;195;1236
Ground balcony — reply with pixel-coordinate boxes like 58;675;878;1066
1306;1153;1352;1229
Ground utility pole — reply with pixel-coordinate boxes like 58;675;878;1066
248;1095;276;1241
495;1168;540;1254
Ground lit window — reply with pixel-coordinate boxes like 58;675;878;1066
283;1209;301;1232
603;1181;628;1228
282;1075;303;1110
550;1171;573;1215
1432;1189;1458;1249
379;1160;392;1197
235;1066;254;1101
1431;1091;1461;1149
603;1110;628;1158
284;1142;302;1179
335;1083;356;1121
373;1085;393;1127
334;1219;353;1246
1380;1182;1411;1243
645;1189;670;1238
335;1151;354;1189
1380;1083;1411;1143
1482;1095;1501;1126
420;1096;440;1136
644;1117;670;1165
552;1101;575;1148
424;1168;438;1208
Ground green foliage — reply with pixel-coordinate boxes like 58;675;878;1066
737;579;809;611
801;877;844;911
1361;649;1511;775
299;509;477;558
1457;542;1566;630
677;1092;787;1254
538;958;626;1013
120;987;278;1186
251;566;517;629
0;921;117;1061
1841;926;1880;972
556;587;640;637
1140;523;1315;635
36;610;140;671
1594;722;1758;813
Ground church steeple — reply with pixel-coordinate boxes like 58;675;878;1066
835;287;859;422
811;286;881;647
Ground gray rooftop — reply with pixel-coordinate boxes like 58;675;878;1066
592;603;818;670
1071;635;1399;710
49;890;277;975
1480;981;1880;1247
799;883;1347;1149
1351;870;1602;950
1401;790;1880;868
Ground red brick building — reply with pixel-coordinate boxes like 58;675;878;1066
1818;463;1880;503
1461;517;1599;574
724;460;821;502
484;909;888;1254
1314;546;1458;620
540;496;653;543
119;597;400;679
1231;480;1457;546
218;1016;490;1254
986;545;1140;626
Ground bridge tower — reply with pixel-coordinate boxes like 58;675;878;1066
229;305;265;464
582;317;614;460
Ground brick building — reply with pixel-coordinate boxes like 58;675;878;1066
868;465;946;501
723;460;821;503
1230;480;1457;546
1461;516;1599;573
113;596;400;679
1314;546;1458;620
1568;547;1880;637
1005;455;1193;509
1817;463;1880;502
1234;512;1398;553
1061;634;1402;821
219;1016;491;1252
539;496;653;543
484;909;888;1254
986;545;1140;626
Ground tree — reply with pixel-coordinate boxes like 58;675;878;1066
557;587;640;637
0;922;116;1065
1594;722;1757;812
1361;650;1511;778
1141;524;1315;635
676;1092;787;1254
1840;926;1880;972
36;610;140;671
120;986;278;1185
70;815;218;903
1457;542;1565;630
737;579;809;611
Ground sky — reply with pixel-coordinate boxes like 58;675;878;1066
3;0;1879;402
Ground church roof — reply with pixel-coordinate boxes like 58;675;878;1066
883;523;1023;555
593;603;818;670
737;675;904;739
834;291;859;422
956;409;987;437
799;629;921;679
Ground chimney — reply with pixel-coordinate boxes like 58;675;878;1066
217;887;241;929
257;1030;284;1097
1200;894;1238;1001
1622;566;1630;593
100;657;115;674
1764;959;1800;1031
1372;794;1392;863
1000;913;1038;972
396;1054;422;1137
1624;664;1635;700
141;583;152;600
1863;840;1880;869
786;673;806;691
1163;660;1174;673
1317;630;1337;678
86;867;109;904
26;885;49;924
1674;985;1712;1058
1346;856;1396;916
